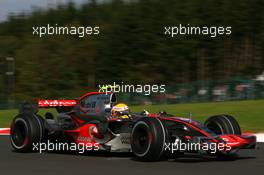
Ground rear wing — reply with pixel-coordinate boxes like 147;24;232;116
38;100;77;112
38;100;77;107
37;92;116;113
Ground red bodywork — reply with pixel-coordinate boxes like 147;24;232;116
38;92;113;147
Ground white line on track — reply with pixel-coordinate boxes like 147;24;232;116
255;133;264;142
0;128;10;131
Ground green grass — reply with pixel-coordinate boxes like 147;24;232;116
0;109;16;128
1;100;264;132
0;109;56;128
131;100;264;132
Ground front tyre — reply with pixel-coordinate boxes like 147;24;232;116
131;117;166;161
205;115;241;160
204;115;241;135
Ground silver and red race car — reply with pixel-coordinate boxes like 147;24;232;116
10;92;256;161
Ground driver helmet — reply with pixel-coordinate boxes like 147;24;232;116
111;103;129;118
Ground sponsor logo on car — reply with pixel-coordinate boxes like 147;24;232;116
121;136;131;144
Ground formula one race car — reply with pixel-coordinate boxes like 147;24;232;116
10;92;256;161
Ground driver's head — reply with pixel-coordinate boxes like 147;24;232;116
111;103;129;118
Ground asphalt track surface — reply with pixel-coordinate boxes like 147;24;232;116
0;136;263;175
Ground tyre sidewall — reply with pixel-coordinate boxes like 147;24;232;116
131;117;166;161
205;115;241;135
10;113;44;152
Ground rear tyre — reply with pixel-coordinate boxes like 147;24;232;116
131;117;166;161
204;115;241;135
10;112;45;152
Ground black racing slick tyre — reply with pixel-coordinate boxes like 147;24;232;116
205;115;241;160
10;112;45;152
131;117;166;161
204;115;241;135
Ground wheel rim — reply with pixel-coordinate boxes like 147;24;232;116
11;120;28;148
132;124;151;155
207;122;223;135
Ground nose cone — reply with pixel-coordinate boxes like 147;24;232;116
219;134;256;149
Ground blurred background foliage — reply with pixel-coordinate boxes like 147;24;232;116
0;0;264;106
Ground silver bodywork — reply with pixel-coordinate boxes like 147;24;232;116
106;132;132;152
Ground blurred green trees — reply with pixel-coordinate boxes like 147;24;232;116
0;0;263;101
